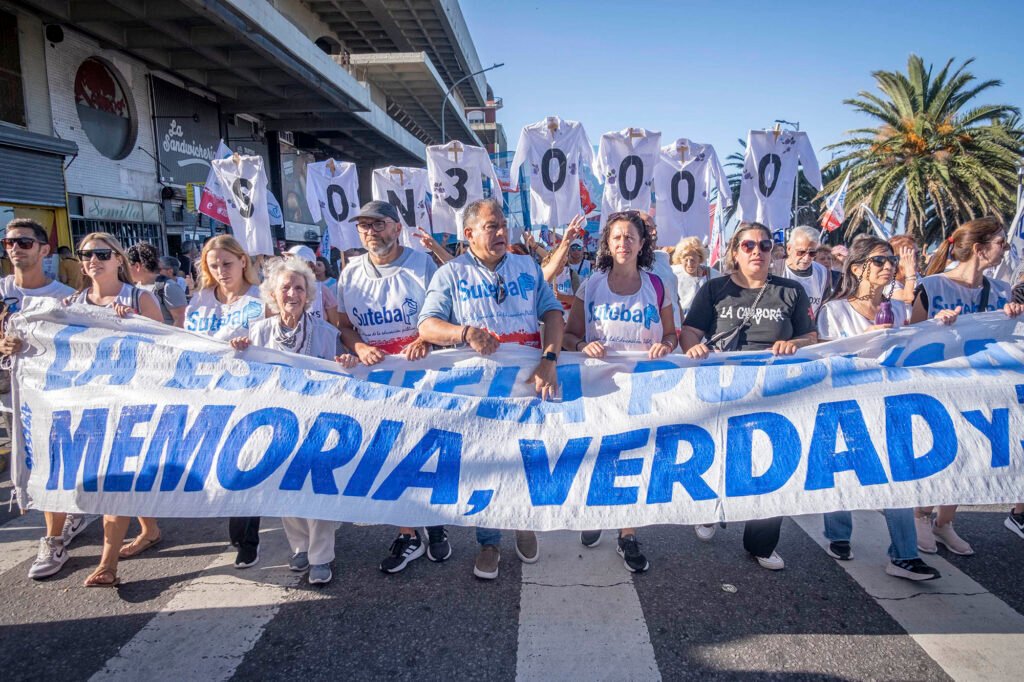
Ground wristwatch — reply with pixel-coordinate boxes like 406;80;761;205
542;351;558;362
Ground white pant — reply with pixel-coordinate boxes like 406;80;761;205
281;517;338;565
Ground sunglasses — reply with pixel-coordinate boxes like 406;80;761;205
493;272;508;304
570;244;583;251
79;249;115;261
738;239;774;254
1;237;45;250
794;248;818;257
864;255;899;267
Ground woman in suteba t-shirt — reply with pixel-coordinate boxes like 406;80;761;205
909;217;1024;557
185;235;269;569
816;235;956;581
561;210;677;574
680;221;817;572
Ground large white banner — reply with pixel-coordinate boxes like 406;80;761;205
8;299;1024;529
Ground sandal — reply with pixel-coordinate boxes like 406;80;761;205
84;566;120;588
119;534;161;559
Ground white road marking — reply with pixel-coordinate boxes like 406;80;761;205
515;530;661;681
794;511;1024;681
90;519;313;682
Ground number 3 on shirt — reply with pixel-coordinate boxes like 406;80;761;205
444;167;469;209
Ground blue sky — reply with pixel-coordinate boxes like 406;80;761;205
462;0;1024;166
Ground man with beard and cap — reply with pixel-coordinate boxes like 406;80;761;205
337;201;450;572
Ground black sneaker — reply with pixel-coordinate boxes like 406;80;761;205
886;558;940;581
426;526;452;562
1005;511;1024;539
380;531;425;573
234;545;259;569
616;534;649;573
580;530;602;547
826;541;853;561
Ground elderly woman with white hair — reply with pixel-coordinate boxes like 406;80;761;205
671;237;719;318
230;257;356;585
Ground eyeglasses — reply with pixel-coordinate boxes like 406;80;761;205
739;239;774;254
79;249;114;261
864;255;899;267
570;244;583;251
356;220;388;233
494;272;507;304
1;237;44;250
794;249;818;257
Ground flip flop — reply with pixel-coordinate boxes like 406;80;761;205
119;534;162;559
84;566;120;588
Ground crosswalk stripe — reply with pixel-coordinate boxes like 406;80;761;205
515;531;661;681
793;512;1024;681
90;520;312;682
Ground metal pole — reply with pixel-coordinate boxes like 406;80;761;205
440;62;505;144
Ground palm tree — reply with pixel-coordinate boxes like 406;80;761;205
822;55;1022;244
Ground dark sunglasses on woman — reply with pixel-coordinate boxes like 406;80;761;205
865;255;899;267
79;249;114;261
738;239;774;254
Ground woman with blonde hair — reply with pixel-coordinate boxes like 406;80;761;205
911;216;1023;556
184;235;268;568
70;232;163;586
231;257;356;584
671;237;718;317
185;235;264;340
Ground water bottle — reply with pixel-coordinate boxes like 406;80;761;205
874;301;894;326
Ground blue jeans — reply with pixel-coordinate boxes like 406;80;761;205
823;508;918;560
477;528;501;546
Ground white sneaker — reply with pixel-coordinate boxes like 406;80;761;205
755;551;785;571
61;514;97;546
695;524;717;541
915;515;937;554
933;522;974;555
28;536;68;579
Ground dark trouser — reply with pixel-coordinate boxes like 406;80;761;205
743;517;783;558
229;516;261;550
425;525;445;536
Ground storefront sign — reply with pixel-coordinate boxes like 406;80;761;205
82;195;161;224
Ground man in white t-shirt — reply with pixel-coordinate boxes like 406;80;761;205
782;225;832;318
0;219;81;582
336;201;449;573
566;239;592;280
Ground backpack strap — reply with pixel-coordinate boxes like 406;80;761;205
979;276;991;312
130;286;142;314
649;272;665;309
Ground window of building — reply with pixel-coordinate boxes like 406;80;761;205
74;57;136;159
467;110;485;123
0;10;26;127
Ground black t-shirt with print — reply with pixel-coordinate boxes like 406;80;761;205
683;275;814;351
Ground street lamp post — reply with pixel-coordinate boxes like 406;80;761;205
440;62;504;144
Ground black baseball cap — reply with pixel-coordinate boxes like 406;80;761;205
352;200;400;223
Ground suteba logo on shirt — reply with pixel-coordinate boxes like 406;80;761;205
458;272;536;302
186;300;263;333
588;302;661;329
350;297;418;328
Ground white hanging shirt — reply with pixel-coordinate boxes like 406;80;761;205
210;155;275;255
783;261;832;316
508;117;594;227
737;130;822;230
916;274;1010;317
426;142;502;239
579;270;664;351
371;166;431;251
185;285;265;340
653;139;731;245
339;249;436;354
817;298;908;340
306;159;361;251
593;128;662;227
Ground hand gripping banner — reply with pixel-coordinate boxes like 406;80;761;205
8;299;1024;529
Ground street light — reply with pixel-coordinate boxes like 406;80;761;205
440;62;504;144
